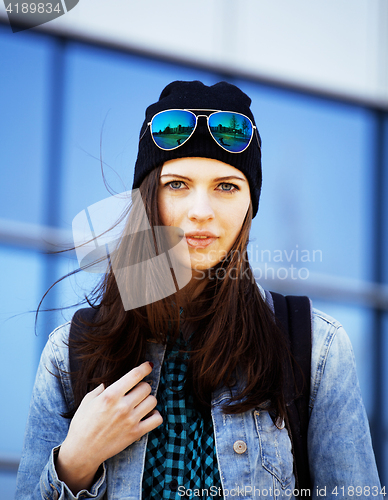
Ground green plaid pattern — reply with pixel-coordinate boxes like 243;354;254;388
142;334;222;499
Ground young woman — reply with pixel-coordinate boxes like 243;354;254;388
16;80;382;499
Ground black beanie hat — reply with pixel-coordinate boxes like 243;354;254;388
133;80;262;217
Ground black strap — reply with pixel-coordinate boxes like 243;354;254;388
271;292;312;494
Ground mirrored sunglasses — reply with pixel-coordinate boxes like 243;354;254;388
142;109;260;154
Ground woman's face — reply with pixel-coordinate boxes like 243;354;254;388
158;157;251;275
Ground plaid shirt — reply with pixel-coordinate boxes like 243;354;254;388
142;332;222;499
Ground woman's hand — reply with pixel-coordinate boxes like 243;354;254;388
56;361;162;494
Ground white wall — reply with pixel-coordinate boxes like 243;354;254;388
1;0;388;105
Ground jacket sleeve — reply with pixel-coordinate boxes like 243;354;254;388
308;310;383;499
15;324;107;500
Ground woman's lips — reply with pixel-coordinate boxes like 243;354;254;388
185;236;217;248
185;232;218;248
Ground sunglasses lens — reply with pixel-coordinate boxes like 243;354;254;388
208;112;253;153
151;110;196;150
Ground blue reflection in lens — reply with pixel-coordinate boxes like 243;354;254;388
151;110;196;150
208;111;252;152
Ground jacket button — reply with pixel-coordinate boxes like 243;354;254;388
233;440;247;454
170;479;178;491
50;484;59;500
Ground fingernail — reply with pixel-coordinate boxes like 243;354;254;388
148;361;154;369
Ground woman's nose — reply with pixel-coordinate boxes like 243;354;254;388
187;191;215;222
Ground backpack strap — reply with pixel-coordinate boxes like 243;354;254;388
270;291;312;493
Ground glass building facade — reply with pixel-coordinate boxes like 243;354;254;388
1;22;387;497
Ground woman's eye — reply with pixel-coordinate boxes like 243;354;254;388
219;183;238;192
168;181;184;190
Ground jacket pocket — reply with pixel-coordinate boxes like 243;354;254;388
254;410;294;489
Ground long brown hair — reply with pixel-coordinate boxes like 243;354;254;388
67;164;288;422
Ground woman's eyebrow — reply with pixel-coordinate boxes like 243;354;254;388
160;174;191;181
160;174;246;182
213;175;246;182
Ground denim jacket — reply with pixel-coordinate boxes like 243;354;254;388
15;299;382;499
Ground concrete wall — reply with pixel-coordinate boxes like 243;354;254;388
1;0;387;105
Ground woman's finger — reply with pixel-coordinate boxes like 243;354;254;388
124;381;152;408
137;409;163;435
103;362;153;399
80;383;105;405
130;394;158;422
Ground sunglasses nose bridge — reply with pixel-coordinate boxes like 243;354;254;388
196;114;208;125
192;115;209;136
